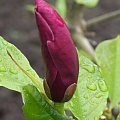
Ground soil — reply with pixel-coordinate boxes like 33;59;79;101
0;0;120;120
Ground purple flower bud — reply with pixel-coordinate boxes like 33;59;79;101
35;0;79;102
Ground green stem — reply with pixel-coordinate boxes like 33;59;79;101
54;102;65;115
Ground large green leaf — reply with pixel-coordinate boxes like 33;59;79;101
75;0;99;8
95;36;120;107
65;53;108;120
22;85;74;120
0;36;43;92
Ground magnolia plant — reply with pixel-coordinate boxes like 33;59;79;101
0;0;120;120
35;0;79;102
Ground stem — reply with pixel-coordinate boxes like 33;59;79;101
66;1;95;61
54;102;65;115
73;28;96;62
87;9;120;26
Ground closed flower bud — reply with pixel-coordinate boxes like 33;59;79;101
35;0;79;102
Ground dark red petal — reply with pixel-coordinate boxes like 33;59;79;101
50;72;66;102
35;10;54;45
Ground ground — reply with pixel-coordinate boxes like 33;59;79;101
0;0;120;120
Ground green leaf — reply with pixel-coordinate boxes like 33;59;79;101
75;0;99;8
55;0;67;19
95;36;120;107
117;114;120;120
65;53;108;120
0;36;43;92
22;85;74;120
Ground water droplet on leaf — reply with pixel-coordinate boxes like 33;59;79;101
95;92;103;98
84;94;89;99
2;40;8;45
83;109;87;116
9;68;18;74
26;67;31;71
7;43;12;48
88;76;92;78
86;83;97;91
98;80;107;92
83;65;95;73
17;55;22;60
0;66;6;72
82;116;85;118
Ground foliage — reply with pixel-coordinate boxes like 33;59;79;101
22;85;73;120
0;36;71;120
0;36;109;120
0;0;119;119
65;51;108;120
75;0;99;8
0;36;43;92
95;36;120;108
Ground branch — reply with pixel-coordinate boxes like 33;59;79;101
73;29;96;62
87;9;120;27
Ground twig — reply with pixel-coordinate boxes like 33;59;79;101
66;1;96;61
87;9;120;27
73;27;96;62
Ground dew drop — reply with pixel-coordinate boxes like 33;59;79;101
7;43;12;48
0;66;6;72
26;67;31;71
84;94;89;99
83;64;95;73
82;116;85;119
90;99;95;105
9;68;18;74
95;92;103;98
83;109;87;115
88;76;92;78
86;83;97;91
98;80;107;92
2;40;8;45
83;109;87;112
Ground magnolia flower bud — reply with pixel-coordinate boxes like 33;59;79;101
35;0;79;102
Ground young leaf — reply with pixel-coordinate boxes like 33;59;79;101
22;85;74;120
0;36;43;92
26;4;34;14
75;0;99;8
95;36;120;107
65;53;108;120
